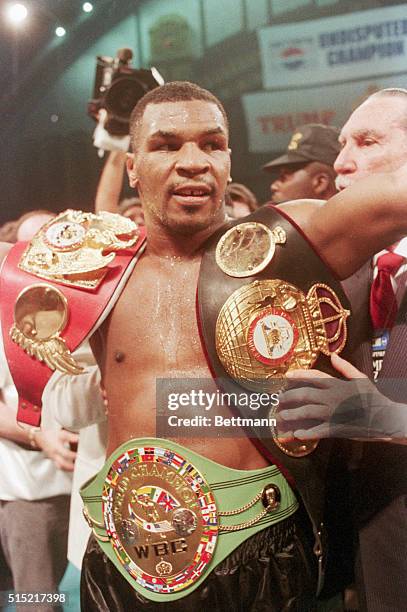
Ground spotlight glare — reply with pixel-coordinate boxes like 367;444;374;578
82;2;93;12
55;26;66;37
6;3;28;25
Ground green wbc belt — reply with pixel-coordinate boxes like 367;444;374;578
80;437;298;603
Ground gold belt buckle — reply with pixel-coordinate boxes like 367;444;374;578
10;283;84;375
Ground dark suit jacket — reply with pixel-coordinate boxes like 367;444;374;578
342;262;407;526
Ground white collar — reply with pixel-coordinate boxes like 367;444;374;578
373;238;407;264
393;237;407;258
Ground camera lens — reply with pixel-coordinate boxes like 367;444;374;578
104;77;147;120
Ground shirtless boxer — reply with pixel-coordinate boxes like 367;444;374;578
3;82;407;611
81;82;407;610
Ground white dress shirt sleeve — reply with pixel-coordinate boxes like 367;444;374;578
41;342;106;431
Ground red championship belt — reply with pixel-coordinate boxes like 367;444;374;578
0;227;146;426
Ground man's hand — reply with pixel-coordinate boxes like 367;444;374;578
35;429;78;471
278;354;406;442
93;109;130;154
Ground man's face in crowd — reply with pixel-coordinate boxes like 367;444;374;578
230;200;251;218
123;204;145;226
335;95;407;190
270;163;315;203
127;100;231;235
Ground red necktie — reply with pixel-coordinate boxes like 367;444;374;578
370;252;404;330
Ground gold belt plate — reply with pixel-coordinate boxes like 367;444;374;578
18;209;139;290
216;279;349;391
103;446;219;595
215;279;349;456
10;283;83;374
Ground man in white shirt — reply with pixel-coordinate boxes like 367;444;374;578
0;330;76;611
336;88;407;612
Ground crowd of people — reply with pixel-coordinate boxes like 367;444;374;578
0;81;406;612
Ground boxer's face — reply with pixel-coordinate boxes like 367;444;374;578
335;95;407;190
127;100;231;235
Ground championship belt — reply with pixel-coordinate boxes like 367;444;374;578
0;210;146;426
199;205;350;452
81;438;298;602
198;203;353;589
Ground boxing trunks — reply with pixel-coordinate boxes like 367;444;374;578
81;516;318;611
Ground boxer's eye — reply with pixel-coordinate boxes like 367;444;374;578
155;142;178;151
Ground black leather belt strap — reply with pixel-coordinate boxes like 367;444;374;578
197;203;354;590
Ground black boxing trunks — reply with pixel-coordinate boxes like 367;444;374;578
81;512;317;611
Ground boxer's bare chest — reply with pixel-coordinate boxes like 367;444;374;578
92;252;268;468
102;254;205;373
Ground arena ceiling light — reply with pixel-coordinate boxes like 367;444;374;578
5;2;28;26
82;2;93;13
55;26;66;37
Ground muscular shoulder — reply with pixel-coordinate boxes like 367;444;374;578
277;199;326;229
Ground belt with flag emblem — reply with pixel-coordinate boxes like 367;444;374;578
80;437;298;603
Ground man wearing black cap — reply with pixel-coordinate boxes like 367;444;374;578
263;124;340;204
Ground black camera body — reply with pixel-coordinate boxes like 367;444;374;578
88;49;163;136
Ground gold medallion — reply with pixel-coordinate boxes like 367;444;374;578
43;221;86;252
19;210;140;290
10;284;84;375
215;223;286;278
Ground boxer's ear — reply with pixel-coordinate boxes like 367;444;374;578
126;153;139;188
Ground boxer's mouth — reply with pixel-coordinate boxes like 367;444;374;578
172;184;213;204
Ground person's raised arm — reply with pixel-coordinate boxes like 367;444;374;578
281;164;407;279
94;150;127;215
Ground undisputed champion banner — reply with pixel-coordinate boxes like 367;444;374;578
259;5;407;90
